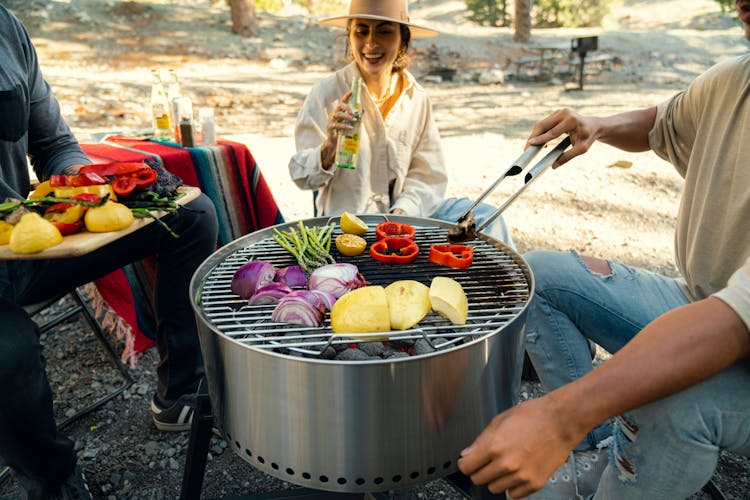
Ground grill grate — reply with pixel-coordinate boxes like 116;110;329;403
197;220;530;359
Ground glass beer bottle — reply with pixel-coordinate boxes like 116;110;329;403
150;69;172;139
334;76;362;170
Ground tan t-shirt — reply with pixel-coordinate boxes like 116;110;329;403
649;54;750;328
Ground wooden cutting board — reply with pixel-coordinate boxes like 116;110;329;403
0;186;201;260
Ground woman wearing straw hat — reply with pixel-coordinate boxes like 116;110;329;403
288;0;513;245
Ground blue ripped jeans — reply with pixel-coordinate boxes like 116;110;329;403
524;250;750;498
523;250;689;449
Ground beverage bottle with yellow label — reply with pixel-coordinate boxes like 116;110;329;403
334;76;362;169
150;69;172;139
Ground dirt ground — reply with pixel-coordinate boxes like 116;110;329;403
4;0;750;498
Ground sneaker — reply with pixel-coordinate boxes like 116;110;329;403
52;464;93;500
508;443;610;500
151;393;196;432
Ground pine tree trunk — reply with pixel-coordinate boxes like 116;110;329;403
514;0;532;43
228;0;259;37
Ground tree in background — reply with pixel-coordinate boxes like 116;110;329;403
213;0;259;36
514;0;531;42
713;0;736;10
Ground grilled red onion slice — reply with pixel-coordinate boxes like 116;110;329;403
247;283;292;305
274;265;308;288
272;290;325;327
309;289;336;311
308;263;366;298
231;260;277;299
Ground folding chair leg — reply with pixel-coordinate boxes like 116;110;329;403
56;288;134;431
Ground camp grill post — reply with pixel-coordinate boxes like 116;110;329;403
571;36;598;90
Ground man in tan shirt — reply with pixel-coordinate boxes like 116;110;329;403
458;1;750;498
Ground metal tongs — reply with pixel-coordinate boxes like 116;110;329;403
447;136;572;242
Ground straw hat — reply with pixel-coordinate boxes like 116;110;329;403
319;0;438;39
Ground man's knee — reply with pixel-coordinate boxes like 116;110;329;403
580;255;612;275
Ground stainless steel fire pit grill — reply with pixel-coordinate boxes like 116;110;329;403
190;215;533;493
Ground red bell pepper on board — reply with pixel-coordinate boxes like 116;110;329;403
78;162;150;177
428;244;474;269
375;221;416;241
370;237;420;264
49;171;107;187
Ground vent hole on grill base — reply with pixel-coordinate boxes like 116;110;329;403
244;449;252;458
302;472;311;480
258;456;265;464
442;460;452;469
355;478;366;485
427;466;436;475
374;477;384;485
410;471;420;480
337;478;347;485
286;468;294;476
319;475;329;483
271;462;279;470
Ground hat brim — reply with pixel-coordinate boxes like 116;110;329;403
319;14;439;39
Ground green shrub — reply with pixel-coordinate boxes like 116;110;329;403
713;0;736;12
465;0;510;27
464;0;614;28
533;0;613;28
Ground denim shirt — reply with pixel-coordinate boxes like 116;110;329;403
0;6;89;200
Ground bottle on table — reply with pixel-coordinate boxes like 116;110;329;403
334;76;362;170
174;96;195;148
150;69;172;139
166;68;182;135
199;107;217;146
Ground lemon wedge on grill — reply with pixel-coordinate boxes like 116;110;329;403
340;212;368;236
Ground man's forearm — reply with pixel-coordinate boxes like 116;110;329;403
594;107;657;153
551;297;750;439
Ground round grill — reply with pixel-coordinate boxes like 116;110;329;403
191;215;533;493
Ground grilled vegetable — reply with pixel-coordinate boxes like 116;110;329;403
429;276;468;325
330;286;390;337
385;280;431;330
428;244;474;269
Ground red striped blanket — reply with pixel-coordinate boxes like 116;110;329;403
81;136;284;365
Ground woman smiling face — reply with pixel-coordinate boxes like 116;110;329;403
348;18;403;80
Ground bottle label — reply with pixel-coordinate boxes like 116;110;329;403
342;133;360;155
155;113;171;130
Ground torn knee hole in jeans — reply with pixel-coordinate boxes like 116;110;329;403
575;252;613;277
612;414;638;482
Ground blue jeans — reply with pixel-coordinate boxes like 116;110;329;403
523;250;689;449
524;250;750;497
596;361;750;498
429;197;515;247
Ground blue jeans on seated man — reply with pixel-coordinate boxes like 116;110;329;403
429;196;515;248
523;249;750;497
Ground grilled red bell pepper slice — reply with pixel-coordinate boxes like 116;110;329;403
428;244;474;269
111;176;137;197
375;221;416;241
370;237;419;264
78;162;151;177
131;167;158;188
49;171;107;187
